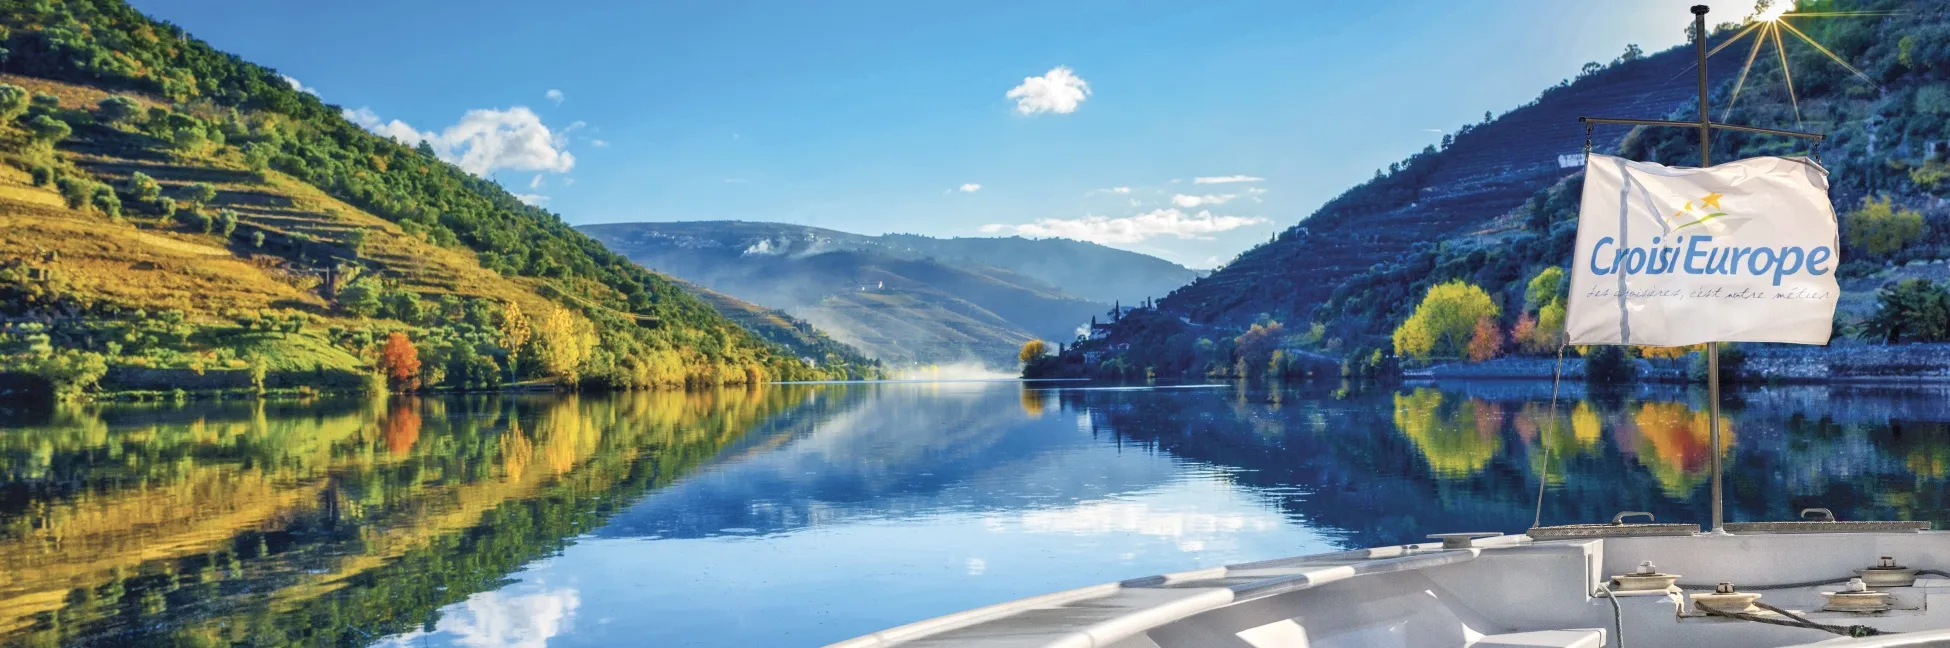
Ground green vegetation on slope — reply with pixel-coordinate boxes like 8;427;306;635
1079;0;1949;380
0;0;866;399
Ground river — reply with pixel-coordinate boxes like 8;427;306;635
3;379;1949;646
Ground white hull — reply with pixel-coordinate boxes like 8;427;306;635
833;529;1950;648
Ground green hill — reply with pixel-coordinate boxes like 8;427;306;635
580;221;1124;367
666;276;882;375
0;0;868;398
1083;0;1939;379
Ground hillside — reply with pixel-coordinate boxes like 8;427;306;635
1077;0;1948;381
580;221;1119;367
0;0;874;399
666;276;882;373
874;234;1202;305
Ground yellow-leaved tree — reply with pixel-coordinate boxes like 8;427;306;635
1517;267;1568;354
1845;195;1924;258
500;300;533;382
535;306;598;384
1393;280;1500;362
1019;339;1047;365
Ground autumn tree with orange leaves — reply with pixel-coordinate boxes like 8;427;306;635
378;331;422;392
1466;316;1503;362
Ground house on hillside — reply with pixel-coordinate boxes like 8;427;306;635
1089;322;1113;341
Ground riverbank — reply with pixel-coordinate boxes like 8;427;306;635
1415;342;1950;383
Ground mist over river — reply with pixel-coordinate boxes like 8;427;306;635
5;379;1949;646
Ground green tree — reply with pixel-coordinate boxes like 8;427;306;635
1233;321;1285;377
97;95;140;123
337;277;384;317
55;177;92;210
1864;279;1950;343
26;114;69;145
127;171;161;202
89;184;120;219
173;208;211;233
1524;266;1566;312
215;209;238;237
184;182;217;206
1393;280;1500;362
0;84;28;121
27;164;51;186
1846;196;1925;257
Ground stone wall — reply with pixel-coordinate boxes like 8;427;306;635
1417;343;1950;383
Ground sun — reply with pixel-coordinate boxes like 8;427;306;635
1755;1;1794;23
1704;0;1894;126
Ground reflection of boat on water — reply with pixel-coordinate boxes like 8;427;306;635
834;5;1941;647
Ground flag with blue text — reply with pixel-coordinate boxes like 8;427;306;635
1566;154;1839;346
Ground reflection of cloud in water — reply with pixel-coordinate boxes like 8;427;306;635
1007;499;1281;538
379;588;580;648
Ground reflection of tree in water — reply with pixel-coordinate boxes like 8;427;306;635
1084;383;1950;550
0;386;828;647
1020;386;1045;418
1629;402;1735;499
1513;402;1597;487
1391;388;1503;478
383;398;422;455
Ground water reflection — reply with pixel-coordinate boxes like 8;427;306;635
4;381;1950;646
0;388;821;646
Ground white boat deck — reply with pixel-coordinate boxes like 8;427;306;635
833;531;1950;648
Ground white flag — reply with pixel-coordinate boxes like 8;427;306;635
1565;154;1839;346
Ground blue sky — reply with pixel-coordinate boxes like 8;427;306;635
134;0;1722;267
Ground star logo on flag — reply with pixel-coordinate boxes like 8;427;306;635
1667;192;1734;232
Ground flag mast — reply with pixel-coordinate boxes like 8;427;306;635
1577;5;1825;534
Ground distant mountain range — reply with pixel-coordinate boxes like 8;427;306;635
580;222;1198;367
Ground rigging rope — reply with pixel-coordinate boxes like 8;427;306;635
1696;601;1887;638
1595;582;1626;648
1533;344;1569;529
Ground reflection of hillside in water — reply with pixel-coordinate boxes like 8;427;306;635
1077;382;1950;549
0;388;821;647
600;383;1183;540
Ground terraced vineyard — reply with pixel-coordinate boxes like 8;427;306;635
1165;41;1746;327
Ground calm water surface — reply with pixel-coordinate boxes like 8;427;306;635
5;380;1950;646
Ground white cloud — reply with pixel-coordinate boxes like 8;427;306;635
376;588;580;648
281;74;318;96
1247;186;1268;202
980;208;1266;245
1193;175;1264;184
545;89;564;105
1087;186;1132;196
1006;66;1091;115
1171;193;1236;208
590;139;609;147
344;106;576;176
514;193;549;206
528;174;544;189
958;183;983;193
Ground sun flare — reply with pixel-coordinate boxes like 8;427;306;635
1703;0;1892;126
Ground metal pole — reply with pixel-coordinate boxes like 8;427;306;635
1691;4;1726;535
